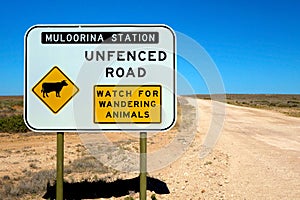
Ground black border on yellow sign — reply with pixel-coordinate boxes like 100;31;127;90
93;85;162;124
31;66;79;114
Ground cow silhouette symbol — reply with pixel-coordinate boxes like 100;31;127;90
41;80;68;98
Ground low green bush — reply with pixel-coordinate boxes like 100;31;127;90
0;114;29;133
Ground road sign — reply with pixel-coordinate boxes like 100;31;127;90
32;66;79;113
24;25;176;131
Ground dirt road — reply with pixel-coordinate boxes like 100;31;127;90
218;101;300;199
154;99;300;199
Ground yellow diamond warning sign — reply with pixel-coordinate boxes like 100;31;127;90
32;66;79;114
94;85;161;123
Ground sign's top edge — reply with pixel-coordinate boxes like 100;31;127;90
24;24;176;42
25;24;174;30
26;23;172;27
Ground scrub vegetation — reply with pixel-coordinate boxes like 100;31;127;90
0;96;28;133
191;94;300;117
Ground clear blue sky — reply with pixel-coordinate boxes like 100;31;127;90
0;0;299;95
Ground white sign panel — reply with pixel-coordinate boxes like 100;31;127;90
24;25;176;132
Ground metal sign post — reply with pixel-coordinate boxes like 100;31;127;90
140;132;147;200
56;132;64;200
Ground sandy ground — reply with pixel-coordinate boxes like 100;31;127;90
0;98;300;199
150;99;300;199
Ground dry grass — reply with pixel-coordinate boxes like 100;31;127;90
0;154;112;199
190;94;300;117
0;96;23;118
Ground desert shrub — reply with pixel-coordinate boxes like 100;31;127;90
2;175;10;180
277;103;290;108
29;163;38;169
204;161;212;165
287;100;300;104
0;99;23;107
0;100;23;117
17;169;56;196
124;196;135;200
0;115;29;133
151;194;158;200
68;156;109;173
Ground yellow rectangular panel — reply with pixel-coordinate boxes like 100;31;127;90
94;85;161;123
